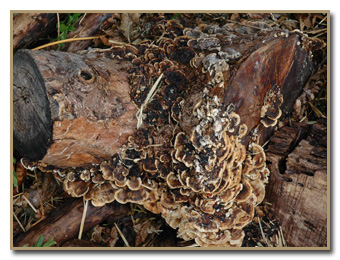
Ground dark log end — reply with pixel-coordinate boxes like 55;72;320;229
13;49;52;160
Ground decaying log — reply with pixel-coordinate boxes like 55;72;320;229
13;17;327;248
13;13;60;52
265;120;327;247
14;33;316;168
13;49;137;167
13;199;130;247
61;13;114;53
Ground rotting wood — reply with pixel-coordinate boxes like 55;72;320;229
13;13;61;52
265;120;327;247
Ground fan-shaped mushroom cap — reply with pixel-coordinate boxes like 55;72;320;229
63;171;90;198
115;188;148;204
126;176;142;190
90;182;117;207
249;143;266;169
235;179;253;202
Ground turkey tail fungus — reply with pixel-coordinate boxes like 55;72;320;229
13;17;326;247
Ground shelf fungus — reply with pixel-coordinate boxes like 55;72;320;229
20;20;274;247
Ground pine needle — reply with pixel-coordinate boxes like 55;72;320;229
140;183;155;190
279;226;287;247
57;13;60;39
185;243;199;247
108;39;128;45
32;36;101;51
114;223;130;247
136;73;163;129
22;195;37;213
78;199;89;240
13;211;25;232
258;217;271;247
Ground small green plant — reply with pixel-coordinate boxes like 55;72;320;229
170;13;181;20
56;13;82;50
22;235;57;247
13;157;17;187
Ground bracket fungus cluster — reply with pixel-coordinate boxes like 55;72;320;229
20;18;283;247
260;84;284;128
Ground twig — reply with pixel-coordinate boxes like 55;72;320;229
13;211;25;232
78;199;89;240
32;36;101;51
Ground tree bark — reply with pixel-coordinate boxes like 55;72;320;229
265;120;327;247
13;199;130;247
13;49;137;167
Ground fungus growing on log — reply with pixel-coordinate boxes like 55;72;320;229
15;16;325;247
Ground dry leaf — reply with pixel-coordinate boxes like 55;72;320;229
119;13;141;42
109;226;119;247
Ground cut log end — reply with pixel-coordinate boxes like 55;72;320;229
13;49;136;167
13;50;52;161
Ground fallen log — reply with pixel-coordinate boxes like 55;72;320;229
13;20;326;247
14;32;317;167
265;120;327;247
13;199;130;247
